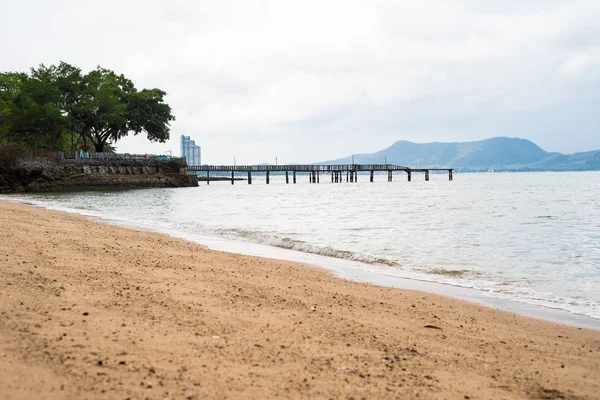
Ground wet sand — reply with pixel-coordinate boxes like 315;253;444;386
0;200;599;399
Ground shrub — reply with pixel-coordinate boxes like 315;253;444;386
0;143;27;168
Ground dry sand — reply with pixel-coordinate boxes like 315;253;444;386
0;200;598;399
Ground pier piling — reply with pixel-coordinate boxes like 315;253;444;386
190;164;453;186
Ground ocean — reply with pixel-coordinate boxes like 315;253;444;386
6;171;599;327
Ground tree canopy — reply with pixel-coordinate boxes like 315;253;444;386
0;62;175;152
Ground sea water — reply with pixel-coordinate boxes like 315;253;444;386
6;171;599;326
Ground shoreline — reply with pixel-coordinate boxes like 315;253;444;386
1;200;600;398
105;218;600;330
4;195;600;329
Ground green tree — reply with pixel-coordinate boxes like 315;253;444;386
0;63;81;150
0;62;175;153
0;72;23;139
72;67;174;153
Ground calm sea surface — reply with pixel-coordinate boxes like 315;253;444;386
7;171;600;323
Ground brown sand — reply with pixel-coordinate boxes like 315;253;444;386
0;200;598;400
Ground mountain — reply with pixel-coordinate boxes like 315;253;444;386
321;137;600;171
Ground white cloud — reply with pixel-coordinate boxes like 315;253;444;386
559;48;600;79
2;0;600;162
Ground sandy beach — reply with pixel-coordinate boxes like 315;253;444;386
0;200;598;399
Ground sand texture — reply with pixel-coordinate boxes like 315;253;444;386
0;200;599;399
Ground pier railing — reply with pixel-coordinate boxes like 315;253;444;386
187;164;454;184
20;150;185;164
62;152;185;163
188;164;411;172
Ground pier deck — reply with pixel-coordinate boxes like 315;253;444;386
187;164;453;184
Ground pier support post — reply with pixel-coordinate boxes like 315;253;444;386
449;169;453;181
286;171;289;184
370;170;374;182
388;170;392;182
248;171;252;184
293;171;296;184
266;171;270;184
346;171;349;182
407;171;412;182
317;171;320;183
231;170;234;185
309;173;312;183
207;171;210;185
425;170;430;181
350;171;354;183
331;172;334;182
354;171;358;182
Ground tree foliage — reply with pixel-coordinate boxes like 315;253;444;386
0;62;175;152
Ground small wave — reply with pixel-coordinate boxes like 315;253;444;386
213;228;399;266
427;268;470;277
72;205;97;211
375;269;600;321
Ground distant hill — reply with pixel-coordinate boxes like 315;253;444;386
321;137;600;171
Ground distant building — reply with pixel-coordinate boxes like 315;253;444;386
180;135;201;166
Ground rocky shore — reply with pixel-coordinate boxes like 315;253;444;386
0;158;198;193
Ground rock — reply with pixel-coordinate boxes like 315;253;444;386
0;157;198;192
39;170;55;181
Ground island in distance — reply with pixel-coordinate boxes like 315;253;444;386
321;137;600;172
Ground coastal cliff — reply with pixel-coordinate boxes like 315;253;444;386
0;158;198;193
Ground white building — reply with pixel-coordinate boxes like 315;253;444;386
180;135;201;166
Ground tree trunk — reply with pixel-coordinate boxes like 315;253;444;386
94;142;105;153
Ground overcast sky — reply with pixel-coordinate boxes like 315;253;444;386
2;0;599;163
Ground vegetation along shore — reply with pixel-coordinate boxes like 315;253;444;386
0;63;198;192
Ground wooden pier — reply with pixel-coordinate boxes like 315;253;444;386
187;164;453;185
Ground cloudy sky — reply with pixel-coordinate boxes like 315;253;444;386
2;0;599;163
